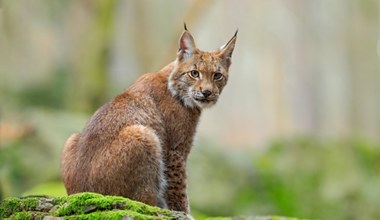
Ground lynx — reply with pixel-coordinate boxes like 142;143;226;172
61;25;237;213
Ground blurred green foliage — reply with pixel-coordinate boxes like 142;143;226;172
0;107;87;197
13;68;69;109
188;138;380;220
22;181;66;197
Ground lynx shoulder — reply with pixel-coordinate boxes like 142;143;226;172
61;25;237;213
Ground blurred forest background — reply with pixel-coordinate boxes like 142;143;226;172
1;0;380;219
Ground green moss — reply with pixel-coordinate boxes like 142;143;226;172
0;196;39;218
68;210;171;220
53;192;173;218
1;192;180;219
10;211;39;219
0;192;307;219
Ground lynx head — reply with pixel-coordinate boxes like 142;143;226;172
168;25;237;109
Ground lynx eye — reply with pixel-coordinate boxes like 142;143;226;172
189;70;200;79
213;72;224;81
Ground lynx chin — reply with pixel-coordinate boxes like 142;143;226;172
61;24;237;214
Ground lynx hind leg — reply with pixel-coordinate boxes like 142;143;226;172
61;133;81;194
91;125;167;208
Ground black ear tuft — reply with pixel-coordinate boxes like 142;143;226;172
184;23;188;31
233;29;238;37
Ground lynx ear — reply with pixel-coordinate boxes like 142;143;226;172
177;24;196;61
219;30;238;67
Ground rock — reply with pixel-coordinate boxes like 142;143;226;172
0;192;187;219
0;192;305;219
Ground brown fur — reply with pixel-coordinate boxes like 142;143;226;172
61;27;237;213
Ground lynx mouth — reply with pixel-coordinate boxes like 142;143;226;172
194;97;212;103
192;97;217;109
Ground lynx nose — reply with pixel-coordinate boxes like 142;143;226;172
201;90;212;98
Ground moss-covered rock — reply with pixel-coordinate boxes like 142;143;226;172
0;192;188;219
0;192;306;219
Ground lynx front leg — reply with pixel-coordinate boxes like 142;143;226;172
165;151;190;213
